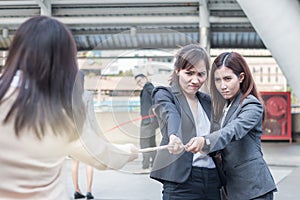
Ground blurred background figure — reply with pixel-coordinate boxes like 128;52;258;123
71;70;95;200
72;160;94;199
135;74;158;173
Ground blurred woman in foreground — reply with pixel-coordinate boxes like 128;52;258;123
0;16;137;199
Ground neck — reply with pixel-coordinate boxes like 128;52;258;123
183;92;197;100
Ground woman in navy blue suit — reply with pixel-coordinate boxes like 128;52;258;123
150;44;221;200
186;52;277;200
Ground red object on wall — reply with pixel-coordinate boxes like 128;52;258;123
260;91;292;143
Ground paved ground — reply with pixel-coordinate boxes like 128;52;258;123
63;142;300;200
263;142;300;200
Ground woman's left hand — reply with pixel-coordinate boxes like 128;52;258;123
185;137;205;153
168;134;184;154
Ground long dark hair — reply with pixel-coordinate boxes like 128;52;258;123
0;16;85;139
210;52;262;122
170;44;210;86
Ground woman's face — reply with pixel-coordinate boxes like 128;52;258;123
178;60;207;97
214;66;244;101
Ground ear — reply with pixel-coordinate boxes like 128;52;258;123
239;72;245;83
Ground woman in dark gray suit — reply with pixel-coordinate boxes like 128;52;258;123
186;52;277;200
150;44;221;200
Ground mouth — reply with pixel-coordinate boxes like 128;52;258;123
190;85;200;90
221;92;229;96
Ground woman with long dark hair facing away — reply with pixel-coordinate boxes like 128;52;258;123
0;16;137;199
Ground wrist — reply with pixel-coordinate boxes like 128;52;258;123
201;138;211;153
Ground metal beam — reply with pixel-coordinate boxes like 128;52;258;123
0;16;249;26
0;0;199;5
209;2;242;10
50;0;200;4
53;6;197;16
0;1;37;6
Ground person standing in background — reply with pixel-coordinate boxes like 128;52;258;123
72;160;94;199
135;74;158;173
71;70;95;200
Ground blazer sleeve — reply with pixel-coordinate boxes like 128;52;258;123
204;95;264;153
152;87;181;138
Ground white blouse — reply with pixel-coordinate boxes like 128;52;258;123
191;101;215;168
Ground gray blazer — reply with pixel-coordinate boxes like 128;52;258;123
150;84;212;183
205;93;277;200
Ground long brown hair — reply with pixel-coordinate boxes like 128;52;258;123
0;16;85;139
210;52;262;122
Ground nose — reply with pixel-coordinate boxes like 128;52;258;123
191;75;203;84
220;81;227;90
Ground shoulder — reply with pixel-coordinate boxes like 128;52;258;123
144;82;154;89
198;91;211;100
242;94;262;106
197;91;211;103
152;86;173;98
240;94;263;112
153;86;171;93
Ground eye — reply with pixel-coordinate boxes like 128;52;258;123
198;72;206;77
214;77;221;82
185;71;194;76
224;77;232;81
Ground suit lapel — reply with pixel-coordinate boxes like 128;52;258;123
196;92;211;121
171;85;195;125
222;92;242;126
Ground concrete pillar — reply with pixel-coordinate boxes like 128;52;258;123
35;0;52;16
199;0;210;52
237;0;300;99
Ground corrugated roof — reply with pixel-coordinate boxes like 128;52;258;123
0;0;265;51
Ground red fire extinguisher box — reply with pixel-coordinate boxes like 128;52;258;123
260;91;292;143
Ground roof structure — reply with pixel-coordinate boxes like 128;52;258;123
0;0;265;51
1;0;300;99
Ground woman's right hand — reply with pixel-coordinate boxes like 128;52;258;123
168;134;184;154
185;137;205;153
116;143;139;162
127;143;139;162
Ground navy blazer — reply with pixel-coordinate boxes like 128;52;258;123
150;84;212;183
204;93;277;199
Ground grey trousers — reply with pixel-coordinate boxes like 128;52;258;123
140;123;157;169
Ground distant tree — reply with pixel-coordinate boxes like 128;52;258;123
119;69;133;76
287;85;299;105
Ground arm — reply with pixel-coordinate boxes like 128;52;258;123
152;87;184;154
68;91;138;170
68;137;137;170
186;96;263;153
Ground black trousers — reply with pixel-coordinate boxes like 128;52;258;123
162;167;221;200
